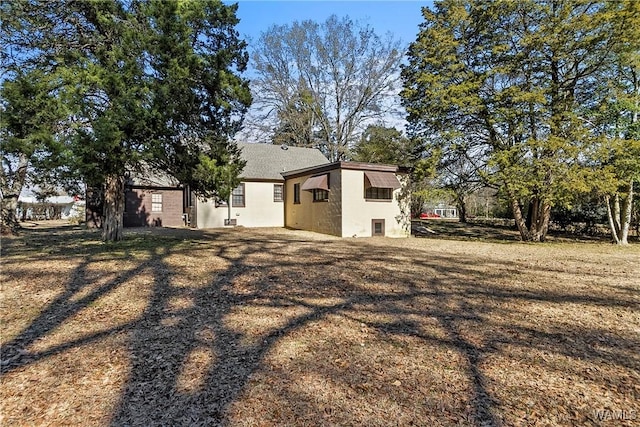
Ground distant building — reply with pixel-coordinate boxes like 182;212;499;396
423;202;458;219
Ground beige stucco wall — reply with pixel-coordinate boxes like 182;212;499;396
284;170;342;236
196;181;285;229
340;169;407;238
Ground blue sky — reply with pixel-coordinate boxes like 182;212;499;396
230;1;432;49
226;1;434;140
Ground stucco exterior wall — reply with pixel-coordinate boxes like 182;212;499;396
284;170;342;236
196;181;285;229
340;169;407;237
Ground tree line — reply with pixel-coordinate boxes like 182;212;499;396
1;0;638;244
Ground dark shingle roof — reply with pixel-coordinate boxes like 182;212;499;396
127;143;328;186
237;143;329;181
128;165;180;188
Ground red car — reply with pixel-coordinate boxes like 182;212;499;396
419;212;440;219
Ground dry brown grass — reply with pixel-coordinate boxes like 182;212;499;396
1;221;639;426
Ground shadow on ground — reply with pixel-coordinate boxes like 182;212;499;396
1;223;638;426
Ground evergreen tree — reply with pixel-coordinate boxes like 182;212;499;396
401;0;630;242
1;0;251;241
352;125;418;165
589;1;640;244
0;70;68;232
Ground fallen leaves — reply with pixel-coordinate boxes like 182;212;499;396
1;223;639;426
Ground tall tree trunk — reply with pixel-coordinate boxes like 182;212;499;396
620;181;633;245
531;201;551;242
605;194;621;244
456;193;467;223
103;173;125;242
1;153;29;232
1;195;20;233
506;187;531;241
606;181;634;245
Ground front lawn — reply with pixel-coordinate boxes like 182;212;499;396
1;222;639;426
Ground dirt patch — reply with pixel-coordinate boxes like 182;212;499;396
1;223;639;426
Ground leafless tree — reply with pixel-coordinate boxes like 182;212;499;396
251;15;403;161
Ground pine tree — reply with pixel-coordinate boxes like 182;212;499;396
401;0;629;241
1;0;251;241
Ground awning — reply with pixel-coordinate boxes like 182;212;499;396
364;171;401;189
301;174;329;191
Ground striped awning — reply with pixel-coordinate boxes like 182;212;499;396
364;171;401;189
301;174;329;191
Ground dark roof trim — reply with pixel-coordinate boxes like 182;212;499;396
240;178;284;183
282;161;400;179
126;185;183;191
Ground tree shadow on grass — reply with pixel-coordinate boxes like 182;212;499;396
2;225;638;426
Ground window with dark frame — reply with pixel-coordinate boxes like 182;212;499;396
365;186;393;200
293;183;300;204
274;184;284;202
313;189;329;202
232;183;245;207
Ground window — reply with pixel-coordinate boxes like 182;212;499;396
151;193;162;212
293;183;300;204
232;183;245;207
372;219;385;236
274;184;284;202
365;187;393;200
313;189;329;202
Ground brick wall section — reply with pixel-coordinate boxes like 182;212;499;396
124;188;184;227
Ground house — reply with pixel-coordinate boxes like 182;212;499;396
422;202;458;219
123;171;185;227
17;192;84;221
119;143;409;238
191;143;330;228
282;162;408;237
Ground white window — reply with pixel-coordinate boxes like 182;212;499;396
232;184;245;207
274;184;284;202
151;193;162;212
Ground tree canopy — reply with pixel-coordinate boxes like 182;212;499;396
401;0;638;242
0;69;69;231
251;15;403;161
1;0;251;240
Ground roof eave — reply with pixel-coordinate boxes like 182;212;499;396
281;161;402;179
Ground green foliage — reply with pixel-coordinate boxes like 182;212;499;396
271;86;318;148
352;125;420;165
192;143;246;203
584;1;640;244
0;69;71;229
1;0;251;240
401;0;633;241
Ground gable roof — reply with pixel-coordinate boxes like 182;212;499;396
237;143;329;181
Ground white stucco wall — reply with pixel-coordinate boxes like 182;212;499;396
340;169;407;238
195;181;285;229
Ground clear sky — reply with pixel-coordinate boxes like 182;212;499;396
230;0;432;49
